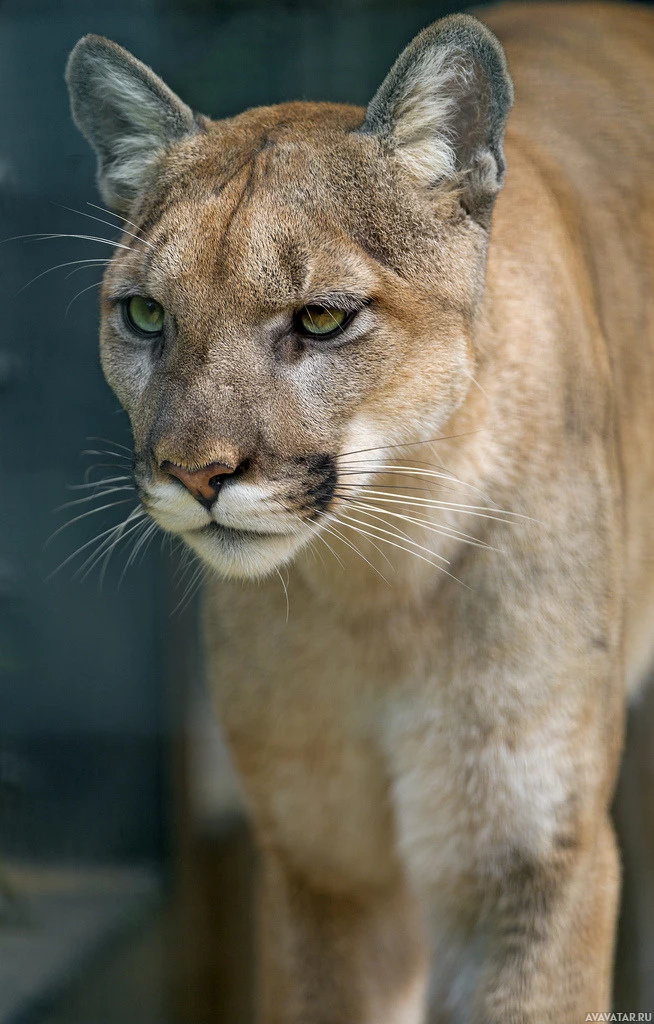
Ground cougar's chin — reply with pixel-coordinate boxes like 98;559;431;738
183;523;306;580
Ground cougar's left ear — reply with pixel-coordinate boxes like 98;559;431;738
359;14;513;223
66;35;198;216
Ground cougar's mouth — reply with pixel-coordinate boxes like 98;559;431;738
200;522;283;542
138;452;341;578
183;518;306;580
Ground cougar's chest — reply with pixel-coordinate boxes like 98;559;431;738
204;566;576;901
203;580;404;889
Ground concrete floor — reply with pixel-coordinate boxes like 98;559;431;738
38;908;171;1024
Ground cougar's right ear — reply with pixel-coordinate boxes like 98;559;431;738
66;35;198;216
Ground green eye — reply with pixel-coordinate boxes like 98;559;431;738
124;295;165;335
297;305;349;338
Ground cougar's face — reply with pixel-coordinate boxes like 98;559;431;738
99;112;478;579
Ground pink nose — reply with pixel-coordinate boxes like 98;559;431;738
160;460;234;505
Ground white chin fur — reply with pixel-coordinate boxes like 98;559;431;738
183;526;307;580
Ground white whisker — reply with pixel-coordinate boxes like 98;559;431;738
338;508;449;564
463;368;491;404
313;515;392;582
338;430;479;459
56;485;135;511
65;279;103;316
21;232;134;252
336;486;533;522
81;449;132;462
305;536;327;570
335;496;500;551
172;563;205;615
48;508;144;578
81;449;132;465
304;522;345;570
47;498;136;544
83;514;149;585
119;520;159;587
275;566;290;622
338;464;497;502
55;203;155;250
67;476;132;491
17;259;111;294
83;462;131;482
86;436;133;454
86;202;145;236
335;512;469;588
65;262;111;280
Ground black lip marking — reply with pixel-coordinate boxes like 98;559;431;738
302;452;337;515
201;523;276;542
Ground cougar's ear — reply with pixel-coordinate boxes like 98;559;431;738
66;35;198;216
359;14;513;222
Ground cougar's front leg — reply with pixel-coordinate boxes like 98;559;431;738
258;853;429;1024
466;813;620;1024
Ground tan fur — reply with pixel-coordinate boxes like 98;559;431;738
68;4;654;1020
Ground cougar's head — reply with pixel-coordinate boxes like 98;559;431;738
66;18;512;579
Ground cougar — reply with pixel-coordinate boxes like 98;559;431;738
66;4;654;1019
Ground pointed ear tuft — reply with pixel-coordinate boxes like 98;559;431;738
66;35;198;216
359;14;513;221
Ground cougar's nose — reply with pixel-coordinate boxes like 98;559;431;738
160;460;235;509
